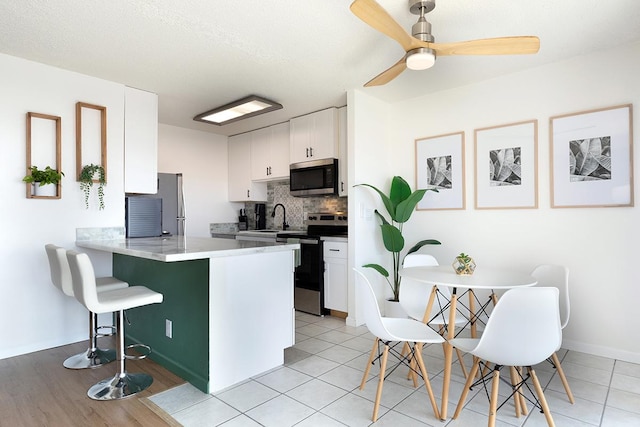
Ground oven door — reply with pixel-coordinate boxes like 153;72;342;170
279;235;325;315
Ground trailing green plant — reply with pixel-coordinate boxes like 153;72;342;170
357;176;440;301
79;163;106;210
22;166;64;186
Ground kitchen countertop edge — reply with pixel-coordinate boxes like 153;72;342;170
76;236;300;262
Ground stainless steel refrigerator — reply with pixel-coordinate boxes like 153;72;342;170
157;172;186;236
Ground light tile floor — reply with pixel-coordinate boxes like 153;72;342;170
149;313;640;427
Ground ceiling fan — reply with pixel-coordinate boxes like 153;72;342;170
350;0;540;86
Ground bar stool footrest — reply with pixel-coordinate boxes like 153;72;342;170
124;343;151;360
95;324;117;338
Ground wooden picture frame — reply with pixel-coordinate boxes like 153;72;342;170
415;131;465;210
474;120;538;209
25;112;62;199
76;102;107;183
550;104;633;208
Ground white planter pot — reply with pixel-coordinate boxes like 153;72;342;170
383;299;408;318
33;183;57;197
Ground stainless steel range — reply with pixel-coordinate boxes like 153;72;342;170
276;212;347;316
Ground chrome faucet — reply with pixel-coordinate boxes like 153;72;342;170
271;203;289;230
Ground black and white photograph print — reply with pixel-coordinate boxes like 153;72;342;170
489;146;522;186
415;132;465;210
425;155;452;190
475;120;538;209
551;104;633;208
569;136;611;182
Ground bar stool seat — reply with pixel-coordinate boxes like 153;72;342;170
45;244;129;369
66;249;163;400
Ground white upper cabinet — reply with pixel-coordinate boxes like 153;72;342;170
124;87;158;194
289;108;339;164
250;122;290;181
228;133;267;202
337;106;348;197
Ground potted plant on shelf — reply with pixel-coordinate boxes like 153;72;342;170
357;176;441;312
22;166;64;197
79;163;106;210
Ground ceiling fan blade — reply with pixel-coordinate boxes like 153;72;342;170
430;36;540;56
350;0;417;52
364;57;407;87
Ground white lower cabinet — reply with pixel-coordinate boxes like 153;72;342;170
323;241;348;312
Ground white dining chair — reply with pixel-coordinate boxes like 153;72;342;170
532;264;574;404
399;253;469;377
451;287;560;427
354;268;444;422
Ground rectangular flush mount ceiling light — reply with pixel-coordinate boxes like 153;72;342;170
193;95;283;126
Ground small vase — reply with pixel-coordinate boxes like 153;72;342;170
33;183;57;197
453;256;476;275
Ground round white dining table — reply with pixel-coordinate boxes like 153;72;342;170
399;265;537;420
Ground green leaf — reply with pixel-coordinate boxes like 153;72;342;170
389;176;411;215
380;223;404;253
395;190;427;223
405;239;441;257
363;264;389;277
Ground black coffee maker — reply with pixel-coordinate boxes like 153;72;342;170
255;203;266;230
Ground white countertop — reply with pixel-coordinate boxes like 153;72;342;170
76;236;300;262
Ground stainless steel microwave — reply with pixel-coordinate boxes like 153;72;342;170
289;158;338;197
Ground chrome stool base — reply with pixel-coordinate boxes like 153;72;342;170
63;347;116;369
88;372;154;400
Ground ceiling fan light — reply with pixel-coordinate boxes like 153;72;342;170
406;49;436;70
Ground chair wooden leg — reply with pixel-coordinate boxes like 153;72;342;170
488;368;501;427
517;366;528;415
455;347;468;379
453;358;480;419
372;344;389;422
551;352;575;404
360;338;378;390
414;343;440;420
529;367;556;427
509;366;522;417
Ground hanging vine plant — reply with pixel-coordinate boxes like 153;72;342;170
79;163;106;210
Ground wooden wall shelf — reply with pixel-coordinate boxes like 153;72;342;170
25;112;62;199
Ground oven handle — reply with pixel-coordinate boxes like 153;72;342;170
276;237;320;245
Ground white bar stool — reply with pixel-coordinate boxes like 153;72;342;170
45;244;129;369
66;250;163;400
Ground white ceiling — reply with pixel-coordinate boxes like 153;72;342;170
1;0;639;136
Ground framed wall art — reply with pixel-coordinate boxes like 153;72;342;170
550;104;633;208
474;120;538;209
415;131;465;210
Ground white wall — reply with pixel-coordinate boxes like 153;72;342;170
352;41;640;363
346;89;393;326
0;53;126;359
158;124;240;237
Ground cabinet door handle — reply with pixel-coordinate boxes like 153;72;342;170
269;166;272;175
309;147;313;157
247;190;250;198
306;147;309;158
329;249;340;252
266;167;269;176
341;182;344;192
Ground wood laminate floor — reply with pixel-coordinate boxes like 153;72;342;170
0;338;184;427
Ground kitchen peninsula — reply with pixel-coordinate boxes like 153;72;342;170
76;235;300;393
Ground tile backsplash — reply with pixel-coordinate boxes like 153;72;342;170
243;180;347;230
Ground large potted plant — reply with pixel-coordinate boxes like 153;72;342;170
22;165;64;197
357;176;440;305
